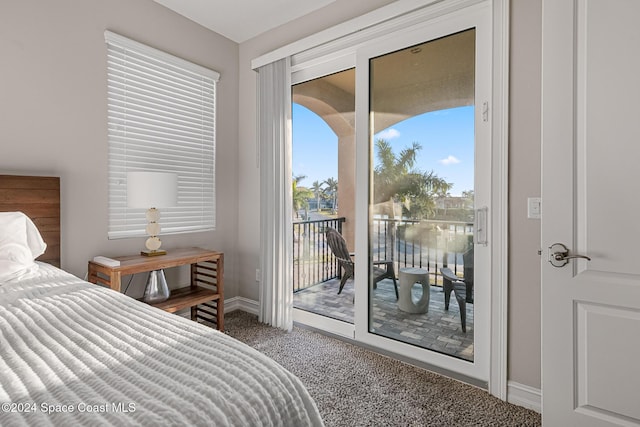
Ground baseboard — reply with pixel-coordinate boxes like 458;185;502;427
507;381;541;413
173;296;258;320
224;296;259;315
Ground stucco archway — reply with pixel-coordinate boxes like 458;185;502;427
292;29;475;249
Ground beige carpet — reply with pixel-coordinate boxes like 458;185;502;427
224;311;541;427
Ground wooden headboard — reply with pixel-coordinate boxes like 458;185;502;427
0;175;61;267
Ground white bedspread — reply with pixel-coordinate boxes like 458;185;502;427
0;263;323;426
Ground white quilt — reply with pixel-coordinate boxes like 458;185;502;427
0;263;323;426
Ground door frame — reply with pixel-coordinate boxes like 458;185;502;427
284;0;509;398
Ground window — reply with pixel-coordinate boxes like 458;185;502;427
105;31;219;239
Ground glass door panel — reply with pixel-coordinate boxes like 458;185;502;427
368;30;476;361
291;68;356;326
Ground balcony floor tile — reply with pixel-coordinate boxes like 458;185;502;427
293;278;474;362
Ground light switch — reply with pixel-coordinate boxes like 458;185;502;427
527;197;541;219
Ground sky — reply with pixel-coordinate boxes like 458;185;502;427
292;104;474;196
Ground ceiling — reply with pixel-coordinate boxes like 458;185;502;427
292;29;475;134
152;0;337;43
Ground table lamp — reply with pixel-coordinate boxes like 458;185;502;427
127;171;178;303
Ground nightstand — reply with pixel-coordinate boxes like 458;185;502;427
88;247;224;331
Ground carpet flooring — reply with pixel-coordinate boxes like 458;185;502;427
224;311;541;427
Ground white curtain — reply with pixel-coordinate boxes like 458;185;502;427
257;57;293;331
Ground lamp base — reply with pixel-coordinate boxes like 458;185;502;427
143;269;170;303
141;249;167;257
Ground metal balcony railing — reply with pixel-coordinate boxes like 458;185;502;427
372;218;473;287
293;216;473;292
293;217;345;292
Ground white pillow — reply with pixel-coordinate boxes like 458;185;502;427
23;215;47;258
0;245;36;282
0;212;47;282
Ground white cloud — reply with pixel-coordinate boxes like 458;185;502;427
375;128;401;140
439;155;461;166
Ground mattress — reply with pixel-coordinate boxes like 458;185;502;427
0;263;323;426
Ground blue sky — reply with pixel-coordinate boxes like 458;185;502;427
292;104;474;196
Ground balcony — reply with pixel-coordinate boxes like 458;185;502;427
293;216;474;361
293;216;473;291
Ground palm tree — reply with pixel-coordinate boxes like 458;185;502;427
373;139;421;205
323;177;338;214
311;180;325;212
292;174;313;219
373;138;451;219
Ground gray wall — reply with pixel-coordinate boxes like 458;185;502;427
0;0;239;296
508;0;542;389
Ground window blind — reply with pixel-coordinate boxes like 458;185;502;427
105;31;219;239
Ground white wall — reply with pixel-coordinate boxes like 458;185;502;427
0;0;240;296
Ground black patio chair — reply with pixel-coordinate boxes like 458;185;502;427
440;247;473;333
325;227;398;299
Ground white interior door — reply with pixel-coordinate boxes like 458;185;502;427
541;0;640;424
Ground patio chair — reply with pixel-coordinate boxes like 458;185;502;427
325;227;398;299
439;252;472;333
439;267;467;332
462;247;474;303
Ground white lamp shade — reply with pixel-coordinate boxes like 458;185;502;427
127;172;178;209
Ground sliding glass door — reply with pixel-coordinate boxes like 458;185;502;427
291;68;356;334
368;30;476;361
293;1;492;382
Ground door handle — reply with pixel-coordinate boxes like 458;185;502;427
475;206;488;246
548;243;591;267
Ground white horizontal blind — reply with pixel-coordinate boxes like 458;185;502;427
105;31;219;239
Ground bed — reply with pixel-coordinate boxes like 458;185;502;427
0;175;323;426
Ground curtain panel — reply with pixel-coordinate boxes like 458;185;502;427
257;57;293;331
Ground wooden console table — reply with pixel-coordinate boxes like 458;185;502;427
88;247;224;331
